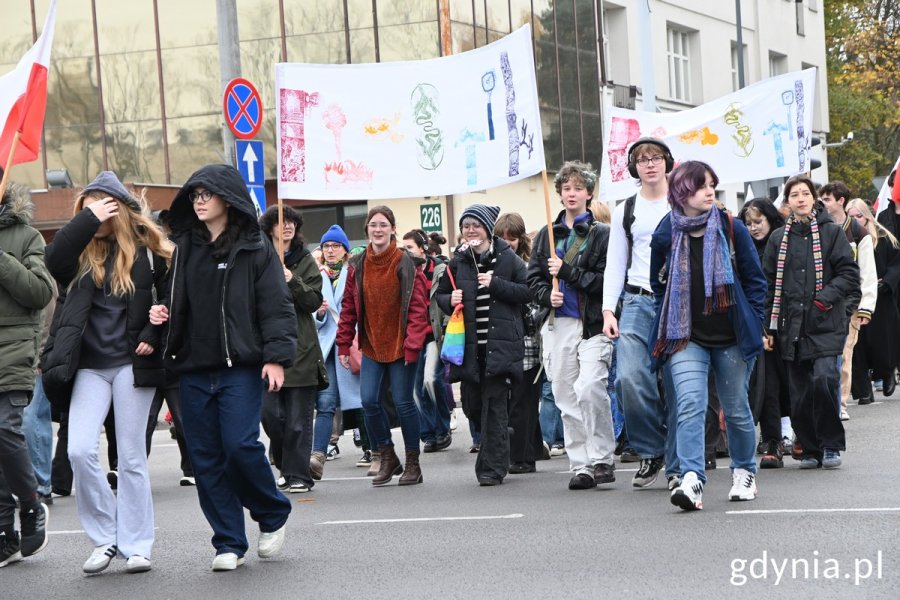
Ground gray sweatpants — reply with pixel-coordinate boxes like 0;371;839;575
69;365;155;559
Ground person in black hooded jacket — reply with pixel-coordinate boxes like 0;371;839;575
258;205;325;494
42;171;171;574
763;176;860;471
149;164;297;572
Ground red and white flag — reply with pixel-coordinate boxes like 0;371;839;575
0;0;58;166
874;154;900;217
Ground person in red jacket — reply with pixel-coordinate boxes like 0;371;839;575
336;206;429;486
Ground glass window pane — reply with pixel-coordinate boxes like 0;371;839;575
450;20;475;54
237;0;281;39
378;23;440;62
285;32;346;64
95;0;156;52
161;46;219;118
285;0;345;36
510;0;534;29
562;109;583;161
166;115;223;184
157;0;217;49
342;203;368;247
45;57;102;127
376;0;437;26
99;51;162;124
106;122;166;183
347;0;375;30
296;206;338;246
44;123;104;188
486;0;511;33
0;3;37;67
350;28;376;63
450;0;473;22
241;38;282;107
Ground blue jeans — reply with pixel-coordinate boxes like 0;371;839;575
413;343;450;443
359;356;420;451
180;367;291;556
666;342;757;483
23;375;52;495
608;348;625;440
538;375;564;446
313;351;339;453
615;293;669;458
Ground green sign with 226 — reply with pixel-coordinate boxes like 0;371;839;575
420;203;442;233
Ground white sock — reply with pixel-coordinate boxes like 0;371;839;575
781;416;793;439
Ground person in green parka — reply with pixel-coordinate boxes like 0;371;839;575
259;206;327;493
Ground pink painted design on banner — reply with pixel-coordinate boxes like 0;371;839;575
607;117;642;182
280;89;320;183
322;103;347;162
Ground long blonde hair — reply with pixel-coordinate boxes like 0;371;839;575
73;190;174;295
846;198;900;249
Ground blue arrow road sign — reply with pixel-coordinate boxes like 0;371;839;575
236;140;264;185
247;185;266;214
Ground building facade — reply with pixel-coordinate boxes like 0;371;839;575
2;0;828;243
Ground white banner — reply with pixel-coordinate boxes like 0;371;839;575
276;25;544;201
600;69;818;202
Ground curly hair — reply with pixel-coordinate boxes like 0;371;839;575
259;205;304;251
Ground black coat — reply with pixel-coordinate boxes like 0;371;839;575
435;237;531;384
162;164;297;371
528;210;609;339
763;211;861;361
41;209;168;410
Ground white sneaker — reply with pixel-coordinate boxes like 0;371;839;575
840;408;850;421
83;543;117;574
212;552;244;571
258;524;286;558
549;444;566;457
180;475;196;486
667;475;681;491
670;471;703;511
729;468;758;501
125;555;152;573
449;409;458;431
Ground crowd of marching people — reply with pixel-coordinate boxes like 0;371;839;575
2;136;899;572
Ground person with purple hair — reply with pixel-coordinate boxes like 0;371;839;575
648;161;768;511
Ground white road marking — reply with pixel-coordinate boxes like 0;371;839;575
318;513;524;525
727;507;900;515
320;476;373;481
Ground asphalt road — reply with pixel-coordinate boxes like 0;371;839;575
5;394;899;600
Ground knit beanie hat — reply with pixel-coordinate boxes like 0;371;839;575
459;204;500;234
82;171;142;213
320;224;351;252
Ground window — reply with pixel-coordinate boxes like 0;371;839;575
796;1;806;36
769;51;787;77
667;27;692;102
731;42;747;91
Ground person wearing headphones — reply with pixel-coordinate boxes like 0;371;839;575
601;138;680;489
527;161;616;490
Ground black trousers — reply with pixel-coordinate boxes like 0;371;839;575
0;392;39;527
751;344;790;442
461;361;510;481
508;365;542;465
785;355;845;459
146;381;193;477
261;385;316;487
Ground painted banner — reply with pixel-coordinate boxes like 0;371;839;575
599;68;817;202
276;25;544;201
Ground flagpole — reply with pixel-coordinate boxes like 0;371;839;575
0;131;21;202
541;169;558;293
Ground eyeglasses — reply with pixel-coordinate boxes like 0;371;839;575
367;222;392;229
322;243;344;251
189;190;214;204
635;155;665;167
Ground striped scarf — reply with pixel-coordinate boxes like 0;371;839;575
769;211;823;330
652;207;735;359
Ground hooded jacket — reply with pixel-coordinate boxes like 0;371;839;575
528;210;609;339
0;184;54;394
763;210;861;361
435;237;531;384
162;164;297;372
41;209;168;407
280;242;327;388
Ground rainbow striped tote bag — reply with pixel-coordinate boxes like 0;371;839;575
440;267;466;366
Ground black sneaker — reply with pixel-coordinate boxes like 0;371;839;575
592;463;616;484
19;502;48;557
107;470;118;490
435;433;452;451
620;447;640;463
568;473;597;490
0;530;22;568
632;457;664;488
422;440;438;453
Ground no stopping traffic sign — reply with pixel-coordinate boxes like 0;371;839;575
223;78;263;140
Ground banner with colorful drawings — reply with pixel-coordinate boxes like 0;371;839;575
275;25;544;200
599;68;818;202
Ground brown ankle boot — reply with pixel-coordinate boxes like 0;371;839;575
371;446;402;486
398;449;423;486
309;451;326;481
366;450;381;477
